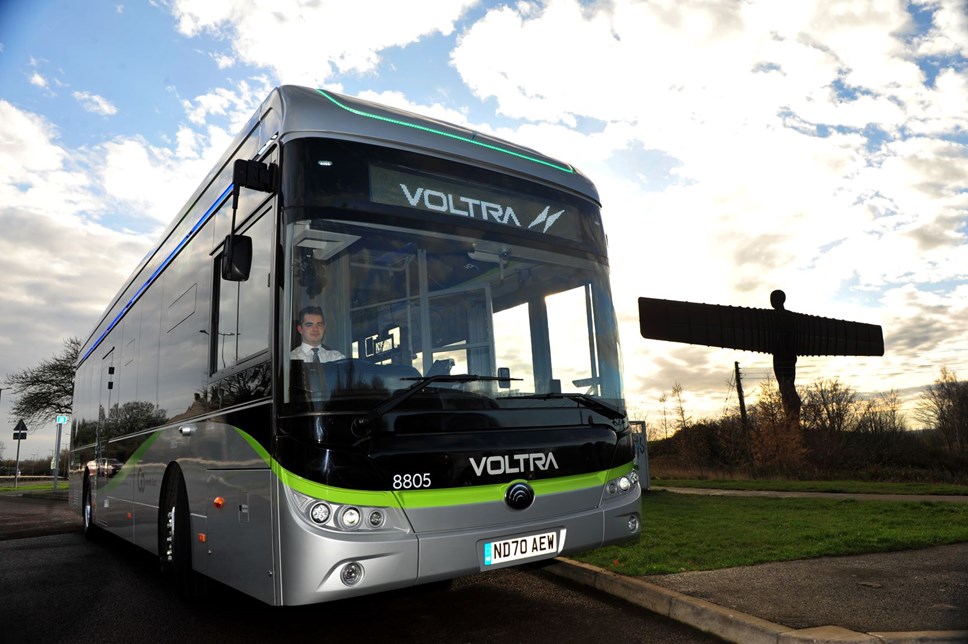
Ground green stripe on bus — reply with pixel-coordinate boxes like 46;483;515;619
99;431;164;494
97;426;632;511
392;461;635;509
236;422;633;508
315;89;575;174
233;426;635;508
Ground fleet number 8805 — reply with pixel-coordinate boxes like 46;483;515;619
392;473;431;489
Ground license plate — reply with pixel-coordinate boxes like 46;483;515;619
483;530;560;567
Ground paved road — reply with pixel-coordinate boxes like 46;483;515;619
0;490;78;539
0;493;721;643
647;542;968;633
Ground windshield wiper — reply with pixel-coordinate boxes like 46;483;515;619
522;392;626;422
351;374;517;439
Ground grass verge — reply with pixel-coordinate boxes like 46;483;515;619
573;490;968;576
0;482;64;493
651;478;968;496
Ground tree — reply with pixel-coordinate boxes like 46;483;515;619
4;337;79;430
801;378;857;434
657;392;671;439
916;368;968;454
749;377;806;476
671;382;690;433
856;390;907;435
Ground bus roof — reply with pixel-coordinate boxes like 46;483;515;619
272;86;600;204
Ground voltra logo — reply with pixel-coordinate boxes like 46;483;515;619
398;183;564;234
469;452;559;477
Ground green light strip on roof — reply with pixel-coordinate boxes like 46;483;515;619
315;88;574;174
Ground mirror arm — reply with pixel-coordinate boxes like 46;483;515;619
227;182;241;258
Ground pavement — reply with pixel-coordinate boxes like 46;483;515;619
547;486;968;644
4;485;968;643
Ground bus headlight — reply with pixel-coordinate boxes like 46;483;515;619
367;510;385;528
289;489;409;534
340;506;362;530
309;502;331;524
604;470;639;500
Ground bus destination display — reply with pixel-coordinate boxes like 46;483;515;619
369;164;581;242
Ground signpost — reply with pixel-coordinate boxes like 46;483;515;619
13;419;28;489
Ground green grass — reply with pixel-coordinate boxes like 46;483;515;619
0;482;65;493
651;478;968;496
573;490;968;576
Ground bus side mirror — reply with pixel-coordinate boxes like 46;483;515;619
221;158;276;283
221;234;252;281
498;367;511;389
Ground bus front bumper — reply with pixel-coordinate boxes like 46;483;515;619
277;488;641;606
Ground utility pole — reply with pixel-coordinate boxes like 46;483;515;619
734;362;754;471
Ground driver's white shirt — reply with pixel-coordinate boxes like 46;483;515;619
289;343;345;362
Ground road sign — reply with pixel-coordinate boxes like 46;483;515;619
13;419;28;441
56;415;69;424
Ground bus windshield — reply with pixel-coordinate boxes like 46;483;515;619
282;218;623;416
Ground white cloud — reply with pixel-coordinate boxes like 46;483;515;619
0;101;97;219
29;72;48;88
180;76;270;128
211;52;235;69
73;91;119;116
448;0;968;418
170;0;478;85
99;79;271;226
0;76;276;393
354;89;472;127
913;0;968;59
0;102;151;389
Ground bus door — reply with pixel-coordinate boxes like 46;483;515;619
92;348;117;529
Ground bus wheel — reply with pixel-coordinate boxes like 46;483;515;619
159;469;206;600
82;477;97;541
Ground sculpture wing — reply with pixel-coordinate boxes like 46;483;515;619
638;297;777;354
638;297;884;357
795;312;884;357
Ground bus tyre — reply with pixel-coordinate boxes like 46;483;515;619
159;470;207;601
81;478;97;541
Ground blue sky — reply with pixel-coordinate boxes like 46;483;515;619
1;0;967;459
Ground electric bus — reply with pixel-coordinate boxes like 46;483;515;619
68;86;641;605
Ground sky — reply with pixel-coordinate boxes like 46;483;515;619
1;0;967;461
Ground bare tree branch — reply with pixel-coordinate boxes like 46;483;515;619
4;337;79;431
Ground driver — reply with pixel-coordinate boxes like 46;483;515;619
290;305;345;363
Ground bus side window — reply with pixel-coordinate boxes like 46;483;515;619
213;210;272;372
